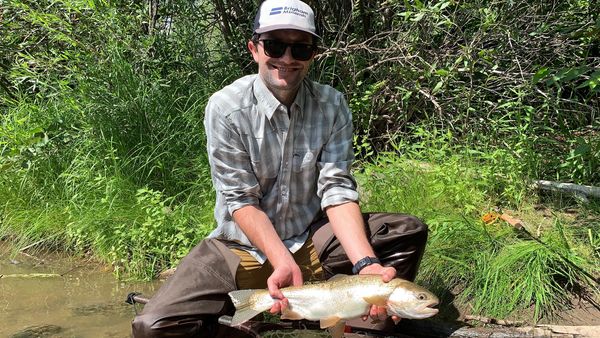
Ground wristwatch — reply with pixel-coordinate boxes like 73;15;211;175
352;256;381;274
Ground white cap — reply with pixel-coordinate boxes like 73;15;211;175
253;0;319;38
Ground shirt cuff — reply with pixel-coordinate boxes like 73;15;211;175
320;187;359;210
226;196;259;216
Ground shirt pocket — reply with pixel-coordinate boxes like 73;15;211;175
292;148;319;173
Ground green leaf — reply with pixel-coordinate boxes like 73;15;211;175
432;80;444;94
532;67;548;84
412;12;425;22
436;69;449;76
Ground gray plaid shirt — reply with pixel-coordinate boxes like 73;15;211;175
204;74;359;263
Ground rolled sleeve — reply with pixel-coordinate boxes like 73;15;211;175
317;94;359;209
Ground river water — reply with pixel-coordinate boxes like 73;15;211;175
0;242;160;338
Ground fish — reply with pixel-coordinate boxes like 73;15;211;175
227;274;439;336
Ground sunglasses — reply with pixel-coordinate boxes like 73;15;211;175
258;39;317;61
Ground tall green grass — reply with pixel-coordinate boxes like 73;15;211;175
0;3;223;279
355;143;599;321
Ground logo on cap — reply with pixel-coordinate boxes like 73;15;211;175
269;7;283;15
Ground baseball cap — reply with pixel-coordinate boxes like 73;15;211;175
253;0;319;38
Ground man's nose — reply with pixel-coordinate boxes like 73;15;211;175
280;46;295;62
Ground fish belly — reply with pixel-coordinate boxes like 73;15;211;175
283;289;370;321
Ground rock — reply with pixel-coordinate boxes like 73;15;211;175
10;325;63;338
157;267;176;279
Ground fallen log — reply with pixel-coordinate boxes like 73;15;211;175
533;180;600;201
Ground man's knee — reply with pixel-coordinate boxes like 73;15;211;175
404;214;429;242
366;213;429;245
366;213;429;281
131;313;156;338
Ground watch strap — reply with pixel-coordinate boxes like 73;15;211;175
351;256;381;274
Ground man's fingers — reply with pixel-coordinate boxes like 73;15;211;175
369;305;378;318
269;301;281;314
381;267;396;282
269;298;289;314
368;305;387;321
267;281;284;299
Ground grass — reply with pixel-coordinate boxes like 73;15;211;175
354;146;600;322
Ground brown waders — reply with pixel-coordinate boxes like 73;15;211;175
131;212;428;337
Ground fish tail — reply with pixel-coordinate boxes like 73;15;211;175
228;289;269;326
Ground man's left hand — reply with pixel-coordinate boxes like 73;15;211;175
359;264;401;324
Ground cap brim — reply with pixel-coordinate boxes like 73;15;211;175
255;24;320;38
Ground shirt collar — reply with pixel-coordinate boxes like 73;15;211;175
253;76;308;119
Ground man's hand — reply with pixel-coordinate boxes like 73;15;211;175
360;264;401;324
267;261;303;314
231;205;304;313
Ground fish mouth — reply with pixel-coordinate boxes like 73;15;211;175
419;299;440;316
388;299;440;319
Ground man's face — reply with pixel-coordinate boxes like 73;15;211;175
248;29;315;100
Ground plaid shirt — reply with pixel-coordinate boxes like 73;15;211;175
204;74;358;263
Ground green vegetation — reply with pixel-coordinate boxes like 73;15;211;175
355;148;599;320
1;0;598;323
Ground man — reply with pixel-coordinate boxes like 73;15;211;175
132;0;428;337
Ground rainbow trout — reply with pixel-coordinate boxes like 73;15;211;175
228;274;439;335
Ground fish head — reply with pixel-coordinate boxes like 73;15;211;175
386;280;439;319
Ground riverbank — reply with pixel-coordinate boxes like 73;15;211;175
0;241;160;338
2;229;599;338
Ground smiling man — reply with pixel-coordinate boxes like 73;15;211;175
132;1;429;337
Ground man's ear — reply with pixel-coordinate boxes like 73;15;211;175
248;40;259;63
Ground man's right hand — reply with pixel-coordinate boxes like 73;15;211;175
267;261;303;314
230;206;303;313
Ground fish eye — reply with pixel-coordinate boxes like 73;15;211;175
417;293;427;300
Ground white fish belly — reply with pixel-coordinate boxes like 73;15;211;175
282;288;371;321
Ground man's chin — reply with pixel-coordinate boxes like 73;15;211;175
267;79;301;92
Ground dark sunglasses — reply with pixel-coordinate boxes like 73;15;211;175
258;39;316;61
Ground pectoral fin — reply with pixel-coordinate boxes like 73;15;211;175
363;295;388;307
281;308;304;320
230;307;263;326
320;316;341;329
327;320;346;338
